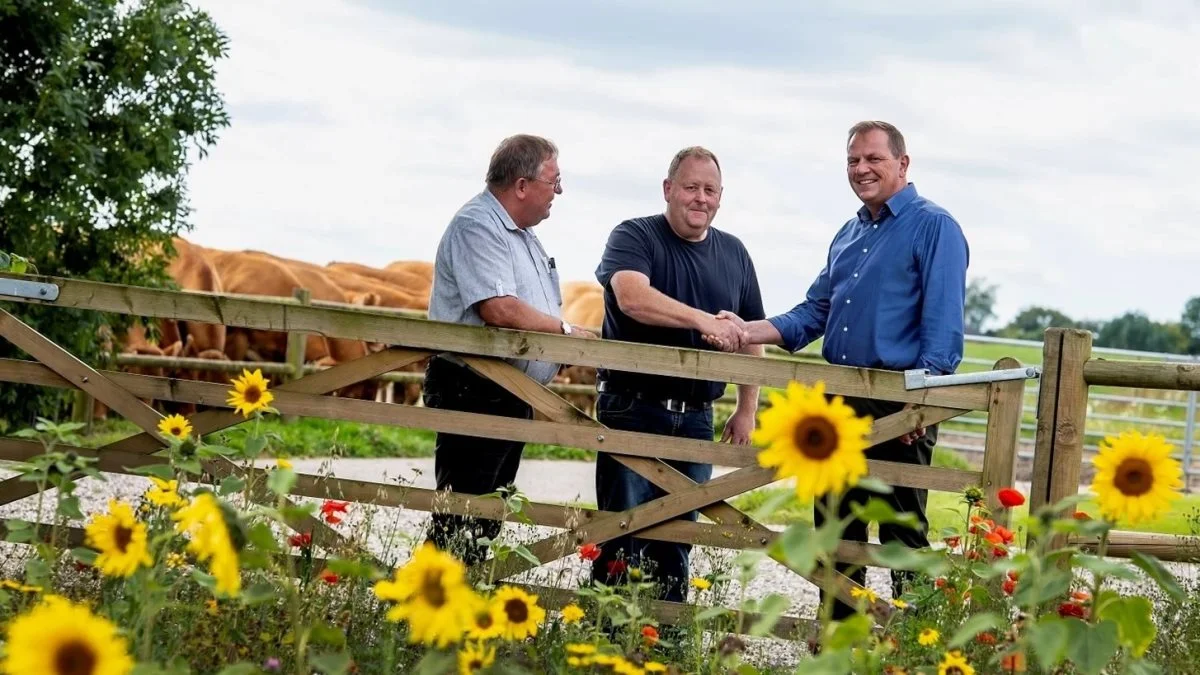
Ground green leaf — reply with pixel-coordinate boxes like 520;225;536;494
512;544;540;567
9;257;27;275
825;613;872;651
245;522;281;553
412;649;455;675
797;649;851;675
1027;616;1071;671
693;606;731;623
1065;619;1120;675
867;540;949;577
5;519;31;531
0;252;10;270
218;476;246;496
57;495;84;520
267;467;296;496
71;547;98;565
309;622;347;647
324;558;376;579
214;665;258;675
948;611;1002;648
309;650;352;675
769;521;840;577
848;497;920;530
5;527;34;544
1131;551;1186;602
244;434;267;457
1097;596;1156;658
851;476;893;495
1014;567;1072;607
748;488;796;522
241;581;277;606
126;464;177;480
1126;660;1165;675
176;457;203;476
748;593;790;636
1073;553;1138;581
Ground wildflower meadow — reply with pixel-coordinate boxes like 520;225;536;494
0;370;1194;674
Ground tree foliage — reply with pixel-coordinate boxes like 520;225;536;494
0;0;229;428
964;277;998;335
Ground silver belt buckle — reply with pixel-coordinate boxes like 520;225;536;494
664;398;686;413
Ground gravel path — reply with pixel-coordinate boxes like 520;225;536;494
0;458;1194;669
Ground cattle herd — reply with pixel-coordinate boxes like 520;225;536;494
96;237;607;419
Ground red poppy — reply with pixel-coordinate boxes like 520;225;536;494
320;500;349;524
606;559;627;577
641;625;659;644
1073;511;1091;520
1001;651;1027;673
578;543;601;561
997;488;1025;508
288;532;312;548
1058;602;1087;619
976;631;997;645
1002;578;1017;595
943;536;961;549
935;577;947;588
319;569;339;584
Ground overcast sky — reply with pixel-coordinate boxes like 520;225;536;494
186;0;1200;330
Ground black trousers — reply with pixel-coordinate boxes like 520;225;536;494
814;395;938;620
422;356;533;566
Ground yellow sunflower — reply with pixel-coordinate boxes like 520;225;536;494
560;603;585;624
1090;431;1183;524
457;642;496;675
752;380;872;503
491;585;547;641
938;650;975;675
144;476;186;509
918;627;940;646
84;499;153;578
850;586;879;604
172;492;242;596
157;414;192;441
227;368;274;417
465;596;505;641
0;594;134;675
373;542;478;648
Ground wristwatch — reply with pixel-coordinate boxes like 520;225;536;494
561;320;572;335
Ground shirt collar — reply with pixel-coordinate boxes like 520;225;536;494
480;189;521;232
857;182;919;222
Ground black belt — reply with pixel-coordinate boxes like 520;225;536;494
596;380;712;413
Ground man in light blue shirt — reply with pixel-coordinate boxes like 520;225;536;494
715;121;969;616
424;134;596;565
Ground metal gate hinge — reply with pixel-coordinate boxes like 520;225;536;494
0;278;60;302
904;366;1041;390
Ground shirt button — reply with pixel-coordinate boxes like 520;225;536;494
842;326;848;332
842;354;847;360
873;224;878;229
862;248;868;253
853;273;859;278
845;299;851;304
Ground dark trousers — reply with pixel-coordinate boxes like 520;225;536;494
590;392;713;603
422;356;533;566
815;395;938;619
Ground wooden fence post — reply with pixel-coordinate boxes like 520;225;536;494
981;357;1025;528
282;287;310;425
1030;328;1093;549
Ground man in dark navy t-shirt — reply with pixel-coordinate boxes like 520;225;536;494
590;146;766;603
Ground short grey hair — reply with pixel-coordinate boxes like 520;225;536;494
847;121;907;158
486;134;558;188
667;146;721;181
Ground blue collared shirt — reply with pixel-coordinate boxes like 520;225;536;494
766;183;969;375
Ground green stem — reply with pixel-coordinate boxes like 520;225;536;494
1088;527;1111;622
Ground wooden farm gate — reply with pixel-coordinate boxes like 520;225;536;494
0;272;1028;638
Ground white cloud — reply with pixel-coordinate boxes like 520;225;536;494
186;0;1200;333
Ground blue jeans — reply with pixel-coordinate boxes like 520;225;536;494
591;392;714;602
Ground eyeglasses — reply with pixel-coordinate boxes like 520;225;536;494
527;176;562;190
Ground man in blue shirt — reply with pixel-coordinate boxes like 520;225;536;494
713;121;969;616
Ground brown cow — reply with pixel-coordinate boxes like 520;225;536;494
160;237;227;355
554;282;605;415
325;261;432;310
206;249;378;400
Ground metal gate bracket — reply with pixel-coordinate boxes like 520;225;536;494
904;366;1041;390
0;278;60;302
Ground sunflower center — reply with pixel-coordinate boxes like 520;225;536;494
792;417;839;460
469;659;483;669
114;524;133;552
243;385;262;405
54;640;97;675
1114;458;1154;496
475;612;493;629
946;669;963;675
421;570;446;607
504;598;529;623
170;425;183;436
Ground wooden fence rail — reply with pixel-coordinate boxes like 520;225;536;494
0;272;1024;636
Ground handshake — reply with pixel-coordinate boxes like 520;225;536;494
700;310;752;352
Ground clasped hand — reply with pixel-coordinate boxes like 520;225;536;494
700;310;749;352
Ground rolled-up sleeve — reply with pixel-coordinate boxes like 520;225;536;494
447;216;517;310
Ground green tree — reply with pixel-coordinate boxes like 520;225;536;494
1096;311;1189;354
0;0;229;428
995;306;1077;341
1182;296;1200;355
964;277;998;335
